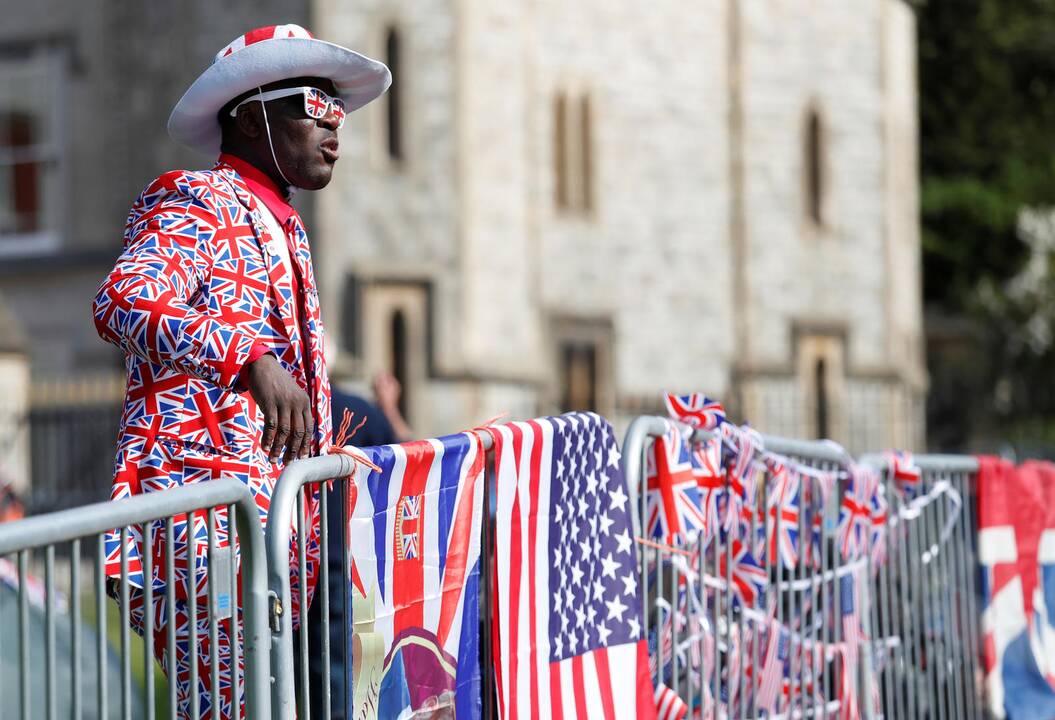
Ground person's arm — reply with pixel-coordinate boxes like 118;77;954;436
372;371;414;442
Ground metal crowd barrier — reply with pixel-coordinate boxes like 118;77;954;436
622;415;983;720
0;477;271;719
264;434;500;720
858;453;982;720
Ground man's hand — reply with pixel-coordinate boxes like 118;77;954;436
245;354;314;464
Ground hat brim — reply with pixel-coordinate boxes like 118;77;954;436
168;37;391;156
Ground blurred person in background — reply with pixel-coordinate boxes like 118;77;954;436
91;24;389;717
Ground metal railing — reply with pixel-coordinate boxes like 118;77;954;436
0;478;271;719
622;415;983;719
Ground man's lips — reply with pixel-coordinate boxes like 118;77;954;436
320;139;339;163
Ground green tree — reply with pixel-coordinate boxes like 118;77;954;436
918;0;1055;449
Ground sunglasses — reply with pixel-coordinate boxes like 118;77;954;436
229;86;347;128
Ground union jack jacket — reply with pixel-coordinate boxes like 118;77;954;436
93;161;331;713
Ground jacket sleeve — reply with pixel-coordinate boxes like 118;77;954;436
93;195;258;390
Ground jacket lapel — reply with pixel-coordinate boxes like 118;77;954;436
218;167;306;382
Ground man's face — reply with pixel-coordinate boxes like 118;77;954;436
252;76;342;190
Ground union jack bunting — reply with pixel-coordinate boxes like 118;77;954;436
837;466;880;559
869;484;889;565
347;432;486;718
692;434;724;542
645;421;707;545
721;424;761;538
888;450;922;500
764;459;802;569
718;537;768;607
93;160;334;717
487;413;656;720
664;393;726;431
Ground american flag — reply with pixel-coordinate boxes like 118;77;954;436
645;421;707;545
664;393;726;431
838;572;861;720
487;413;656;720
347;432;486;718
653;683;688;720
756;619;791;712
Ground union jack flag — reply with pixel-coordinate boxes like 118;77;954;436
888;450;922;500
764;460;801;569
719;537;767;607
645;421;706;545
664;393;726;431
692;434;724;543
721;424;761;538
349;432;486;718
837;466;880;559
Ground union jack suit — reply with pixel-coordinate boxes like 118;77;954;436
93;160;333;717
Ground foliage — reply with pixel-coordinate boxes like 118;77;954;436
918;0;1055;446
918;0;1055;307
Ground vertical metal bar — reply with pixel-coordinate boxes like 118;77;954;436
889;493;907;720
796;471;807;718
641;439;651;647
120;527;131;720
904;486;922;720
143;522;155;720
19;549;30;720
342;478;353;719
918;474;939;720
96;535;107;720
696;530;706;716
45;544;57;720
937;473;963;720
320;484;332;720
229;504;242;720
820;472;831;713
962;470;984;718
670;548;680;699
833;474;844;719
71;538;82;720
876;481;896;720
188;509;200;720
951;470;974;720
208;508;221;720
165;516;178;720
724;478;733;720
711;514;720;717
298;488;310;720
480;452;494;718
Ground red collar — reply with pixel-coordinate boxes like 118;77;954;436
218;153;294;225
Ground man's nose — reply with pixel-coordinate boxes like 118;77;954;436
319;106;341;130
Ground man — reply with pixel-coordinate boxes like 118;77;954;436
92;24;389;717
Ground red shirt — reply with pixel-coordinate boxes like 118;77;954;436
220;154;309;386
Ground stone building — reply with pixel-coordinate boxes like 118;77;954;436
0;0;924;506
313;0;925;451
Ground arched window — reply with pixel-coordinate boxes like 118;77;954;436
805;110;824;226
390;309;408;417
814;357;829;439
554;93;569;209
384;27;403;162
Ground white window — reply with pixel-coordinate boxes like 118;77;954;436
0;52;64;257
554;91;594;214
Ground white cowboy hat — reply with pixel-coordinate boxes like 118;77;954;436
168;24;391;156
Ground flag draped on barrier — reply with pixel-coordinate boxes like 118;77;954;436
486;412;657;720
346;432;486;719
978;456;1055;719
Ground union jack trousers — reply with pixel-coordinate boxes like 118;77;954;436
94;161;334;717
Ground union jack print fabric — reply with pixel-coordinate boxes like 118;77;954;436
94;161;333;717
346;432;486;719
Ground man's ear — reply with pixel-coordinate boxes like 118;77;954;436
234;103;264;140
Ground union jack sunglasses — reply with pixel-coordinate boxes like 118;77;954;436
229;86;347;128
